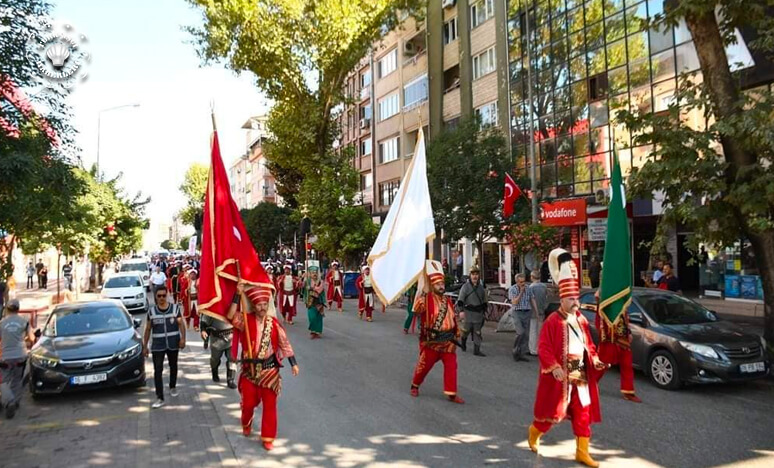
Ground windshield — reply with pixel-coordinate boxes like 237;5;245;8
120;263;147;272
105;276;142;288
44;306;131;337
638;294;717;325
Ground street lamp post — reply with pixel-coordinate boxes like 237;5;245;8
96;103;140;180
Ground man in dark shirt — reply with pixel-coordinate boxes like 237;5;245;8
648;262;681;293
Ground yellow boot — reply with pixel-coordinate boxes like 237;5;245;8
575;436;600;467
527;425;543;453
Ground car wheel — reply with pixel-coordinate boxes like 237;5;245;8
648;350;682;390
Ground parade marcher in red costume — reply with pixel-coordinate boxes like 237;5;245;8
355;265;375;321
325;261;344;313
595;303;642;403
227;283;299;452
410;260;465;404
528;248;608;467
276;264;300;325
178;265;191;327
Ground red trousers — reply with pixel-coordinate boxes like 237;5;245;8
598;343;635;394
280;298;296;322
533;385;591;437
329;290;343;309
362;302;373;319
240;378;278;442
412;346;457;395
186;303;200;329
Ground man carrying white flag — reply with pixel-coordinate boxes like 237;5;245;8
368;128;436;304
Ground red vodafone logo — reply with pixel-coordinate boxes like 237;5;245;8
539;199;587;226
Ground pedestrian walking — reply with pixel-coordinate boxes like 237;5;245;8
35;260;44;288
527;270;548;356
410;260;465;404
200;310;236;389
143;285;186;409
509;273;532;362
150;266;167;297
457;266;488;356
325;262;344;313
0;300;35;419
356;265;376;321
588;256;601;289
455;251;463;282
26;262;35;289
527;248;608;467
227;283;299;451
303;266;326;339
40;265;48;289
62;261;74;291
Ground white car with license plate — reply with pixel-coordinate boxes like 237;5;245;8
101;272;149;314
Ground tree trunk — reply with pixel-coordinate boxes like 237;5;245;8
684;11;774;344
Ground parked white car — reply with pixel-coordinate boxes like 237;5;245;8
119;259;151;289
100;272;149;314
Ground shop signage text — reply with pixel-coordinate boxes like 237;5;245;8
540;199;587;226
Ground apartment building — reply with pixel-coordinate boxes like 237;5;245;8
229;115;280;210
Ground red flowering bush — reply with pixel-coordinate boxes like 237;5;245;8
505;223;559;260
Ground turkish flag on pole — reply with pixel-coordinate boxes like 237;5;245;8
198;130;274;321
503;173;522;218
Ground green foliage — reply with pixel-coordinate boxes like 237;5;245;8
178;163;208;227
427;119;529;246
506;223;559;261
179;236;192;251
160;239;176;251
240;202;295;257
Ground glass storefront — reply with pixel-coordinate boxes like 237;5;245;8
702;240;764;301
507;0;707;195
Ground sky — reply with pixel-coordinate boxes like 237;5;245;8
52;0;268;226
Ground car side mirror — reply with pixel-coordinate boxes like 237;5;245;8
34;329;42;338
133;318;142;329
709;310;719;320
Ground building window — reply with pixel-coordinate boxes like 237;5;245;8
379;136;400;164
378;92;400;121
443;17;458;45
360;70;371;88
475;101;498;127
379;179;400;206
473;47;496;80
378;49;397;78
361;172;373;190
471;0;494;29
403;74;428;108
360;104;372;121
360;138;372;156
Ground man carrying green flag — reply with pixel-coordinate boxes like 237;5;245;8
595;153;642;403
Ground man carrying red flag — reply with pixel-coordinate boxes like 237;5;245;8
276;264;300;325
325;261;344;313
527;248;607;467
355;265;375;321
410;260;465;404
226;284;299;451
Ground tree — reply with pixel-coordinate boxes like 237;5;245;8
618;1;774;344
241;202;295;258
186;0;422;261
179;236;192;252
160;239;176;251
427;119;529;264
178;163;208;227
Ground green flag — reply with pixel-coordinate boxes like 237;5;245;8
599;152;632;326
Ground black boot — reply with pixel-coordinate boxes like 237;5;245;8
460;333;468;352
212;367;220;383
226;369;237;389
474;345;486;357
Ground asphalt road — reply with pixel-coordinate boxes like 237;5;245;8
2;296;772;468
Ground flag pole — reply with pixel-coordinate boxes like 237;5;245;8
417;107;433;262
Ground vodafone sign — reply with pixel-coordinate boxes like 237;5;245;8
540;199;587;226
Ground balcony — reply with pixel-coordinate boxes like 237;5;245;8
360;86;370;101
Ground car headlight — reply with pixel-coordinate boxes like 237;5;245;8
135;293;144;299
31;353;59;368
116;344;141;361
680;341;720;359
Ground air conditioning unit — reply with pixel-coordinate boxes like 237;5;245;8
404;41;416;55
442;0;456;8
359;118;370;129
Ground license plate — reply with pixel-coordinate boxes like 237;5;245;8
71;373;108;385
740;362;765;373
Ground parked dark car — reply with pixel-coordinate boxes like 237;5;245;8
579;288;769;390
28;300;145;397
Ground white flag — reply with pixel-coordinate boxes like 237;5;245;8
188;236;197;256
368;128;435;304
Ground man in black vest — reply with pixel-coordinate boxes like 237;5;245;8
143;285;186;409
200;313;237;388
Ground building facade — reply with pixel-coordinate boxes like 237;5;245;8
230;115;280;210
